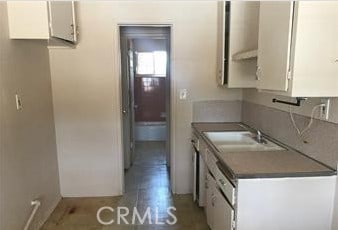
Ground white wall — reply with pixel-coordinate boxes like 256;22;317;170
0;3;61;229
49;1;242;197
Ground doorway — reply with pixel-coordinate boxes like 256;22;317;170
120;26;171;194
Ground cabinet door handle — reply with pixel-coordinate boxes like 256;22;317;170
211;196;216;207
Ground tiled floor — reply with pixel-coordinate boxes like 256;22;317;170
42;141;208;230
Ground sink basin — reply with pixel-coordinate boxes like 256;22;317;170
204;131;284;152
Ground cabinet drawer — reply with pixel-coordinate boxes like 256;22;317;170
205;148;218;177
215;166;235;205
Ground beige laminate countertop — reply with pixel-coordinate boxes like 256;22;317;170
192;122;336;179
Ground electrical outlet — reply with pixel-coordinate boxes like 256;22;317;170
319;98;330;120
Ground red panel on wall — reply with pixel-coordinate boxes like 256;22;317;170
134;76;166;122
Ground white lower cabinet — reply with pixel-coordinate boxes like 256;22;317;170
198;153;206;206
236;177;336;230
206;172;216;229
196;137;336;230
213;187;234;230
206;171;235;230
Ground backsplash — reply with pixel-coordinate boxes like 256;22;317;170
242;101;338;169
192;100;242;123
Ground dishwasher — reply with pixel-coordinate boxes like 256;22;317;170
192;133;200;203
192;132;206;207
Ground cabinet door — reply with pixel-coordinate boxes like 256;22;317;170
206;172;216;229
198;155;206;207
213;188;235;230
291;2;338;97
227;2;259;88
7;1;49;39
257;2;294;91
216;1;226;85
49;1;77;42
193;150;197;202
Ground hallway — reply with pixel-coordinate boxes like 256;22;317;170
42;142;208;230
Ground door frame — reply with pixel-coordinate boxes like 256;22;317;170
114;22;175;194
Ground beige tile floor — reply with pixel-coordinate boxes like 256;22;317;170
42;141;209;230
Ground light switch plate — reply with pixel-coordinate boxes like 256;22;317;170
15;94;23;110
179;89;187;100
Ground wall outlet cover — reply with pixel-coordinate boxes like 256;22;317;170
179;89;187;100
319;98;330;120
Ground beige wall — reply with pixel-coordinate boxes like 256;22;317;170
0;3;60;230
49;1;242;196
243;89;338;124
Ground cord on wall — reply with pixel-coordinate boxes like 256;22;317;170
289;104;325;138
24;200;41;230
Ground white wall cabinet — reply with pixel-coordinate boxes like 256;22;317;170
49;2;77;43
216;1;259;88
257;2;338;97
7;1;77;43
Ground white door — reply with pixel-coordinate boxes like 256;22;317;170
257;2;294;91
128;48;136;165
213;188;235;230
206;172;216;229
120;36;132;170
49;1;77;42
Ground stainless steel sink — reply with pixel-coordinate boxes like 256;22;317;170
204;131;284;152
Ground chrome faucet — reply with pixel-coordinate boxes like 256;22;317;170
256;130;262;143
255;130;267;144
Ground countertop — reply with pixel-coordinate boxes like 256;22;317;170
192;122;336;179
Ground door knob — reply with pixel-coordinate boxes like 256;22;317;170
122;110;127;114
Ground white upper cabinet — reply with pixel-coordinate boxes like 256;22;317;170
7;1;50;39
7;1;77;43
217;1;260;88
257;2;293;92
257;2;338;97
49;2;77;43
